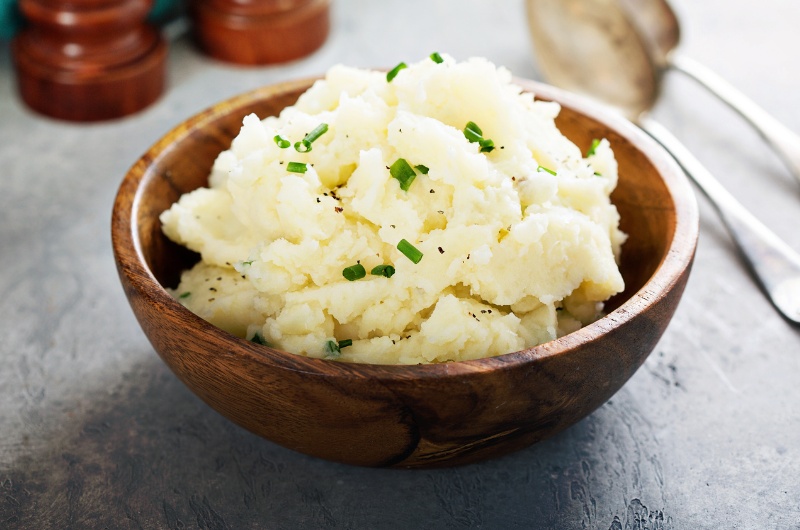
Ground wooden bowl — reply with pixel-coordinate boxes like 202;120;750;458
112;77;698;468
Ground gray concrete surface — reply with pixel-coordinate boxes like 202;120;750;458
1;1;799;528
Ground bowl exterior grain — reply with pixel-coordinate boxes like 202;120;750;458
112;77;698;467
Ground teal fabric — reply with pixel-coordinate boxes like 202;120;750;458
0;0;22;40
0;0;180;40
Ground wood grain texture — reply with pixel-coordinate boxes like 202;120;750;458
189;0;330;65
11;0;167;121
111;77;699;467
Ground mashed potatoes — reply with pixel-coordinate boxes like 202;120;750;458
160;55;626;364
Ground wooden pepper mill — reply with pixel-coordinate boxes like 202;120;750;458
190;0;331;65
12;0;167;122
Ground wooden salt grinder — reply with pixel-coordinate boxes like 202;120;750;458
12;0;168;122
190;0;331;65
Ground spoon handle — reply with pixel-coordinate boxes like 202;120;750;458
640;117;800;324
670;54;800;187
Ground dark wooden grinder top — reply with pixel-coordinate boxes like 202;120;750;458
12;0;168;122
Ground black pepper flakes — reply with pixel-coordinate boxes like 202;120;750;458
334;206;344;213
438;247;444;254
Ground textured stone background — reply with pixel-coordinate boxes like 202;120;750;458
2;1;799;528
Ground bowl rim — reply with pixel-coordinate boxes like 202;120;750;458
112;74;698;381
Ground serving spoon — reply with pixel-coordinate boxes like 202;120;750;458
615;0;800;186
525;0;800;324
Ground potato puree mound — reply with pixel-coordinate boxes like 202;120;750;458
160;55;626;365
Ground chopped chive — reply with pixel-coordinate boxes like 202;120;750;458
371;264;396;278
414;164;429;174
463;121;483;143
294;123;329;152
304;123;328;143
463;121;495;153
390;158;417;191
586;138;601;157
537;165;557;176
397;239;423;264
338;339;353;349
387;62;407;82
324;340;341;358
273;134;290;148
241;260;253;266
250;332;268;345
179;292;191;299
430;52;444;64
342;263;366;281
287;161;308;173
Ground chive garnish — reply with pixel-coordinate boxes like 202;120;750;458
241;260;253;266
294;123;329;152
390;158;417;191
463;121;483;143
414;164;429;174
324;340;341;358
250;332;267;345
430;52;444;64
586;138;601;157
342;263;366;281
387;62;407;82
179;292;191;299
463;121;495;153
397;239;423;264
371;264;396;278
287;162;308;173
338;339;353;349
537;165;557;176
273;134;290;148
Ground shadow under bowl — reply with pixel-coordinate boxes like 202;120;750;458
112;77;698;468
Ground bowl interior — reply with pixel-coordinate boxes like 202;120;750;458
135;80;677;317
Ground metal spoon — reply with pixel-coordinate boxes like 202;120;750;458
525;0;800;324
615;0;800;186
526;0;800;186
